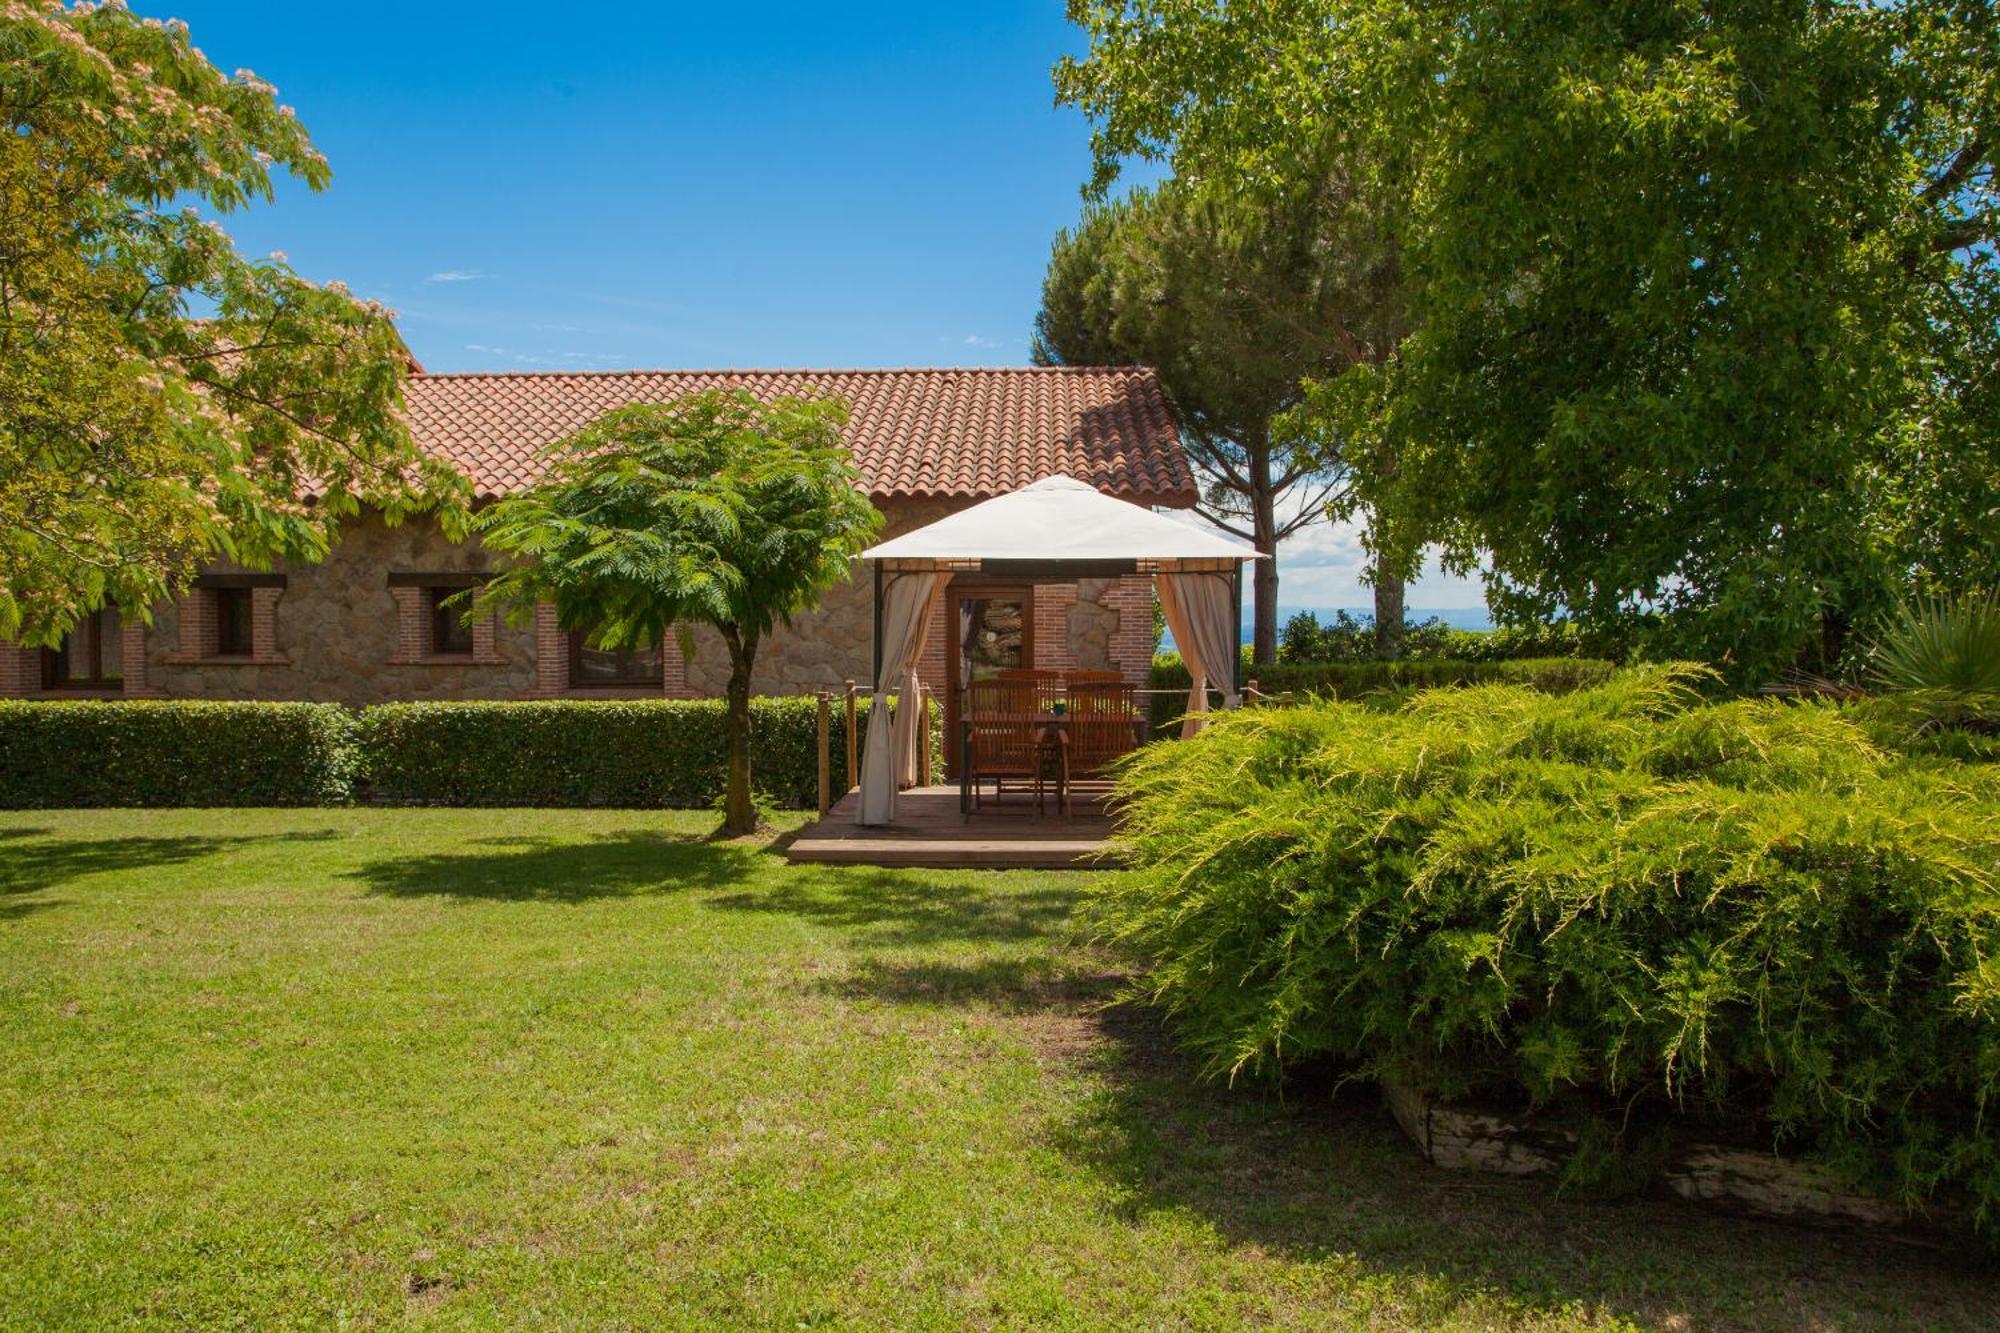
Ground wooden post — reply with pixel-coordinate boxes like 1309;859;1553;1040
815;689;831;816
919;684;934;787
1247;677;1259;707
844;679;859;792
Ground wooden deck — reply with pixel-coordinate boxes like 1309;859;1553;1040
786;785;1123;870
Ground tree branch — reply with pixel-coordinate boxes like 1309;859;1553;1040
1921;137;1987;205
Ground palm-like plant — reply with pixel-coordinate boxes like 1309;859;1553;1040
1868;590;2000;729
470;390;880;833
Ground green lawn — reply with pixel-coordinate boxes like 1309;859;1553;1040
1;810;1990;1330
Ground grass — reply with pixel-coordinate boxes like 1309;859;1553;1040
0;809;1992;1330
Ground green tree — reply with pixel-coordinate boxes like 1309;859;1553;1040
470;391;881;835
1058;0;2000;681
1033;175;1405;662
0;2;462;645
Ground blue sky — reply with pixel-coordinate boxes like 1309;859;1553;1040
151;0;1485;613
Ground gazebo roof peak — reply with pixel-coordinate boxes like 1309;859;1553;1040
861;473;1259;568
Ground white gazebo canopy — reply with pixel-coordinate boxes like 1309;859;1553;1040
855;475;1260;825
862;475;1258;569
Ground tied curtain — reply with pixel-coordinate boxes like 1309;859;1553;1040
1158;571;1238;737
858;570;951;825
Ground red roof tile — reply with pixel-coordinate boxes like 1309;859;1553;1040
400;367;1196;506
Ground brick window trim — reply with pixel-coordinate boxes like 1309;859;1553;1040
387;580;506;666
1;624;158;698
164;584;291;666
529;603;694;698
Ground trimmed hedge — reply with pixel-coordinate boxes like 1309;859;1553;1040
357;697;866;809
1146;656;1617;737
0;700;357;807
0;696;883;809
1103;666;2000;1232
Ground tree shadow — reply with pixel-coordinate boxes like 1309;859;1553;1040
830;952;2000;1330
0;829;340;898
706;869;1084;948
352;832;760;903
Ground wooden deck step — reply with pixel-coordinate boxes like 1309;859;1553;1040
786;785;1123;870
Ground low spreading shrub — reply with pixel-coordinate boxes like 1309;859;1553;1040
357;697;867;808
1146;656;1615;737
1102;665;2000;1226
0;700;357;806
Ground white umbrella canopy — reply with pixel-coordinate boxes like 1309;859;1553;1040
861;475;1260;566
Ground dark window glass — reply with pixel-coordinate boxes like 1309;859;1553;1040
429;588;473;656
568;630;661;688
43;609;123;689
214;588;253;656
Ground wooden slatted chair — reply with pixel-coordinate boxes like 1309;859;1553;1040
1064;680;1142;807
963;677;1059;816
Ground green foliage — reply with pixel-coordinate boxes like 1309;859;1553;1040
0;3;463;644
1033;177;1403;661
1058;1;2000;682
0;696;899;811
0;701;356;806
1278;611;1612;665
471;389;880;832
1867;590;2000;728
1101;667;2000;1224
356;698;863;810
1146;655;1614;737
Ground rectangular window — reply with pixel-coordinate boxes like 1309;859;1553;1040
568;630;661;688
214;587;253;656
43;608;124;690
429;588;474;656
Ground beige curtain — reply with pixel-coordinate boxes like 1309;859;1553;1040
858;570;950;825
1158;571;1240;737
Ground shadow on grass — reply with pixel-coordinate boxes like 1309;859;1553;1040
831;951;1999;1331
0;829;340;898
353;832;760;903
708;868;1084;947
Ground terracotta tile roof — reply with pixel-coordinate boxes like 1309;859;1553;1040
400;367;1196;506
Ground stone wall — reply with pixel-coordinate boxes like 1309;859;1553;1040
148;513;537;704
3;499;1164;704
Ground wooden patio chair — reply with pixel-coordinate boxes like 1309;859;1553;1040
1063;670;1123;686
962;677;1062;817
1064;680;1142;805
998;668;1064;713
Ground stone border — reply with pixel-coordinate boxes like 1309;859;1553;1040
1381;1081;1955;1245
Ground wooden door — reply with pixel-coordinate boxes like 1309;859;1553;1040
943;584;1034;778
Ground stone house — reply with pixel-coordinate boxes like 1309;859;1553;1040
0;366;1196;706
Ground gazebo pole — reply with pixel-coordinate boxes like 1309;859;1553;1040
1231;562;1244;702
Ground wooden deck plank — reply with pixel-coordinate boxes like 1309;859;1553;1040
786;786;1124;869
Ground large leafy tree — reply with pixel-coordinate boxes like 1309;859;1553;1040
1059;0;2000;681
0;2;462;645
1033;174;1405;662
470;391;881;835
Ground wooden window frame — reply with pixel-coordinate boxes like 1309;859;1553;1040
42;608;124;691
428;587;475;657
213;587;254;657
566;629;663;690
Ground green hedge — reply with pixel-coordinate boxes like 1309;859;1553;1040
357;697;867;809
1146;656;1617;737
1102;665;2000;1231
0;700;357;807
0;696;888;810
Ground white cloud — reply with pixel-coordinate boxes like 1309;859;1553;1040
425;269;487;284
962;334;1000;349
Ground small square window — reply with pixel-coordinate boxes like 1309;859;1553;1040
568;629;661;688
214;588;253;656
429;588;474;656
43;608;123;689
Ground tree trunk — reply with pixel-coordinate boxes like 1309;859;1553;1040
1250;447;1280;666
1372;560;1407;659
721;630;758;836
